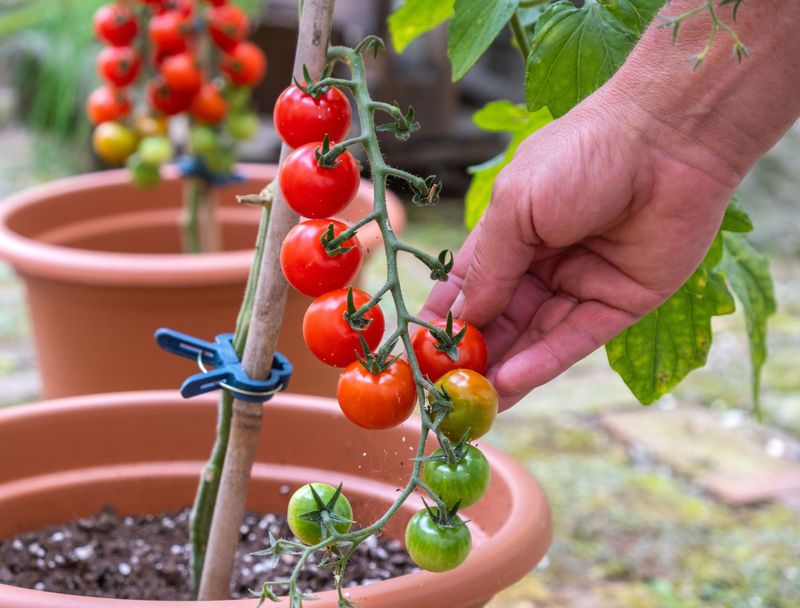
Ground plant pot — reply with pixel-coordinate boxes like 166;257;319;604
0;164;405;399
0;390;551;607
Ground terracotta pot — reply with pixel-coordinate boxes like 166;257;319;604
0;164;404;399
0;390;551;607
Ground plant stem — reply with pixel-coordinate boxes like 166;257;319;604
509;11;532;59
181;177;222;254
189;202;271;594
196;0;336;599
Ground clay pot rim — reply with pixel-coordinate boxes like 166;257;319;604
0;390;552;607
0;165;395;288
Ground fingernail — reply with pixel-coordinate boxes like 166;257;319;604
451;291;464;317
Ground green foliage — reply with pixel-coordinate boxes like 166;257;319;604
607;205;775;406
525;0;664;118
464;101;552;228
606;236;735;404
719;233;776;414
447;0;520;81
388;0;455;53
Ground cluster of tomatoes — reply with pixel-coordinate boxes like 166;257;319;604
275;82;499;573
88;0;266;185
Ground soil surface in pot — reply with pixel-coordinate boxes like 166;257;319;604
0;508;417;600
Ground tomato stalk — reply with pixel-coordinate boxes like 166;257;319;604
181;177;222;253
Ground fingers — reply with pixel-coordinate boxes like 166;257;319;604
488;299;638;410
418;221;481;322
457;169;540;328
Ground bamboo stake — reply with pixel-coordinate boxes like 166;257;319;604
196;0;336;599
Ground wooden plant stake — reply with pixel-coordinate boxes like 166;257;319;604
197;0;336;599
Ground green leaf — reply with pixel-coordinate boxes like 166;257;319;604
464;101;553;228
448;0;520;81
720;197;754;233
389;0;455;53
606;248;735;404
718;233;776;414
525;0;664;117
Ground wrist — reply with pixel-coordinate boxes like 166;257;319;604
595;0;800;184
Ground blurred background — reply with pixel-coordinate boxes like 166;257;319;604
0;1;798;606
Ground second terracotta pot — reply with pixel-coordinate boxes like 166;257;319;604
0;164;404;398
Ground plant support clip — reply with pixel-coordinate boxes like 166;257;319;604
154;328;292;403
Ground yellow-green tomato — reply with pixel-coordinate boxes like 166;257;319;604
435;369;498;442
423;445;490;509
405;508;471;572
92;121;138;165
138;136;173;165
190;125;218;156
287;483;352;545
226;112;258;140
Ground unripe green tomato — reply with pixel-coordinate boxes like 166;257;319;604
201;148;236;175
138;136;173;165
422;445;490;509
405;508;471;572
126;154;161;188
287;483;353;545
226;112;258;140
226;85;251;110
190;125;218;156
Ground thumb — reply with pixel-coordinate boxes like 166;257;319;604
457;167;539;328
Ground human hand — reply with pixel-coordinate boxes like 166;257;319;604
421;92;741;411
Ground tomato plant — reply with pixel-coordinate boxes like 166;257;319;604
273;84;352;148
434;369;498;442
287;483;353;545
97;46;142;87
280;219;363;297
423;445;490;509
412;316;487;382
405;507;472;573
337;358;416;429
302;288;385;367
93;4;138;47
279;142;360;219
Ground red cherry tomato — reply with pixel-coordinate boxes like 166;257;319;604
337;359;417;430
189;82;228;124
93;4;138;47
168;0;194;17
412;318;488;382
279;142;360;219
97;46;142;87
148;10;189;54
303;288;385;368
207;4;248;51
146;77;193;116
160;52;203;95
205;0;227;6
280;219;363;297
273;85;352;149
220;41;267;86
86;86;132;125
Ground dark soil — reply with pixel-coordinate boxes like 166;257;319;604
0;508;417;600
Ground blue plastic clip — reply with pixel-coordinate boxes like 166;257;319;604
176;155;246;188
154;328;292;403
